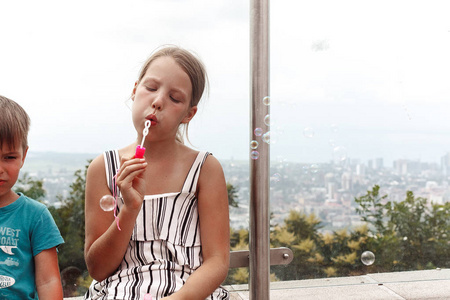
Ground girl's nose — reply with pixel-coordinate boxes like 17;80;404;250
152;94;163;110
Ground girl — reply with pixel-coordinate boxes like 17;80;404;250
84;46;230;300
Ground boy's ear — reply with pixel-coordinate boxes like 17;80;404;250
21;146;29;167
182;106;197;124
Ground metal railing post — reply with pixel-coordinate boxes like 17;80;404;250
249;0;270;299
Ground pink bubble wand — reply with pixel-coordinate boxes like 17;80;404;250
135;120;151;158
109;120;151;231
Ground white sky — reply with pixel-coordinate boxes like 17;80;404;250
1;0;450;165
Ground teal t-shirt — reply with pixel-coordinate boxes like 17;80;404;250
0;193;64;299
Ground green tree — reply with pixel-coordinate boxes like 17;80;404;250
53;163;89;272
14;173;46;201
227;182;239;208
271;210;324;280
355;185;450;272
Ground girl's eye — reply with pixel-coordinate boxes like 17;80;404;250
170;96;181;103
146;86;156;92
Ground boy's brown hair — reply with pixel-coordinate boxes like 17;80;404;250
0;95;30;152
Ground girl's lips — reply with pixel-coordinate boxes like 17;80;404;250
146;114;157;126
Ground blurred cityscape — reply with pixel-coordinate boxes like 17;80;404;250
225;153;450;232
20;151;450;232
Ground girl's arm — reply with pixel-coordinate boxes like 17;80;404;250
84;154;147;281
35;247;63;300
163;155;230;300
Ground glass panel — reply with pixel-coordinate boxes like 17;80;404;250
4;0;450;297
267;0;450;283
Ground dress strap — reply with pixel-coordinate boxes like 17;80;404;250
181;151;210;194
103;150;121;196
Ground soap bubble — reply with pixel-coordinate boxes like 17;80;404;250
271;173;282;182
302;165;309;174
310;164;319;173
330;123;338;133
333;146;347;162
100;195;115;211
250;140;259;149
264;114;270;126
361;251;375;266
303;127;315;138
250;150;260;160
329;139;336;147
254;128;263;136
262;131;270;144
263;96;270;106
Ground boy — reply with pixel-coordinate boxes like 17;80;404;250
0;95;64;299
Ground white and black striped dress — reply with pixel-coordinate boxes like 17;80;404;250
84;150;229;300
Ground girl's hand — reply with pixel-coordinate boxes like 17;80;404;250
116;157;147;211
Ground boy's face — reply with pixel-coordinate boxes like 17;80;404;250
0;142;28;206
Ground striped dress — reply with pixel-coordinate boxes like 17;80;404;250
84;150;229;300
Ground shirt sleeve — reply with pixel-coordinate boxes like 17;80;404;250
31;206;65;256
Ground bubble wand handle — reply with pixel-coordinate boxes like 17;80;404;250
135;120;151;158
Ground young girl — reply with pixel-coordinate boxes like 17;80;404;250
84;46;230;300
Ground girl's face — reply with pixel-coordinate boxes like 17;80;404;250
132;56;197;142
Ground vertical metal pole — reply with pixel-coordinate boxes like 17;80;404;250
249;0;270;299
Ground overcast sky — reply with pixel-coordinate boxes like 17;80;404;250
1;0;449;165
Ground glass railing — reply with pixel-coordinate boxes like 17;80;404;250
7;0;450;297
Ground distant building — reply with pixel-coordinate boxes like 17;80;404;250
441;152;450;176
375;158;384;169
341;172;352;191
394;159;408;175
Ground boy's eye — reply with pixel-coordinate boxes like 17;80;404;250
5;156;17;160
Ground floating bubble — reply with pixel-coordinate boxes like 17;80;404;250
311;39;330;52
100;195;115;211
333;146;347;162
275;126;284;136
250;140;259;149
250;150;260;160
361;251;375;266
263;96;270;106
264;114;270;126
262;131;270;144
254;127;263;136
302;165;309;174
329;139;336;147
303;127;315;138
271;173;282;182
276;155;287;164
330;123;338;133
310;164;319;173
402;104;412;120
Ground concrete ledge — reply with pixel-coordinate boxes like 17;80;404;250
227;269;450;300
64;269;450;300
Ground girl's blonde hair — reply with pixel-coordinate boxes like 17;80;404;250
137;45;208;144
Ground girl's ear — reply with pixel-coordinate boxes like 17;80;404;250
131;81;139;100
182;106;198;124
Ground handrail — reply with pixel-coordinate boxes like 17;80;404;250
230;248;294;269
